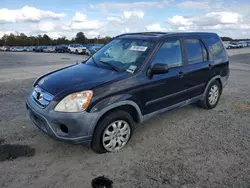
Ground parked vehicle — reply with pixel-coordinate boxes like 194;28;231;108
10;47;16;51
223;42;230;49
15;46;25;52
24;46;34;52
26;32;229;153
33;46;46;52
84;46;97;56
68;44;86;54
55;45;69;53
0;45;10;51
239;42;247;47
43;46;56;53
228;42;239;49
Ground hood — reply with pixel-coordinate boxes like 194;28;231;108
37;64;127;99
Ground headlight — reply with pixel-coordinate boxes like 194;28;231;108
54;90;93;112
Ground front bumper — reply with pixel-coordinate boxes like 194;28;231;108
26;94;98;145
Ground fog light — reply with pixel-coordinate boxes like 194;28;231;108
60;125;68;134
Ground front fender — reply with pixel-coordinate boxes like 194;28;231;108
87;95;143;135
90;94;134;113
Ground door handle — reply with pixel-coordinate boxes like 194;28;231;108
179;71;184;78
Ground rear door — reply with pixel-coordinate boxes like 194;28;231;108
182;38;213;99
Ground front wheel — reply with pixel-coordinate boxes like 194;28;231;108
91;110;134;153
200;80;221;109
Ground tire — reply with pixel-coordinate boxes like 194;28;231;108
200;80;221;109
91;110;135;153
75;49;78;54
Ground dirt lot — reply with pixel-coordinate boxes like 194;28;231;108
0;50;250;188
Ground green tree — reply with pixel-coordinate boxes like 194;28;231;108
221;37;233;41
75;32;87;44
6;33;16;46
0;32;114;46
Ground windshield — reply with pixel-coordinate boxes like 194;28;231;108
86;39;155;73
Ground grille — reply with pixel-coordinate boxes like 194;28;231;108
32;86;54;108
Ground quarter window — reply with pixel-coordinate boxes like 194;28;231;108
203;37;227;63
184;39;204;64
152;40;182;68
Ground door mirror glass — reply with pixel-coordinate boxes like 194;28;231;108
151;63;169;74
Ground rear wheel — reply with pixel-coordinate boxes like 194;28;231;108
200;80;221;109
91;110;134;153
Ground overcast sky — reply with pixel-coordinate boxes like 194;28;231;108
0;0;249;39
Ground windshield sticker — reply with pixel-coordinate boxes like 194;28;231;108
126;65;137;74
130;46;148;52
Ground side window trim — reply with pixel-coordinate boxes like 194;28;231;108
200;39;209;61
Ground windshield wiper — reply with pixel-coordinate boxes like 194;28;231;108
99;60;118;72
91;56;99;68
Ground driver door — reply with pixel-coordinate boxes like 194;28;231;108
141;38;189;115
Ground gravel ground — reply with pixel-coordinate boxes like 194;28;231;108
0;50;250;188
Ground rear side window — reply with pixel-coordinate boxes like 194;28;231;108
202;37;227;63
184;39;205;64
152;40;182;68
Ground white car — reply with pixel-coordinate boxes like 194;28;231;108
10;47;16;51
240;42;247;47
223;42;230;49
68;44;86;54
228;42;239;49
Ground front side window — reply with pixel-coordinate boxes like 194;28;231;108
184;39;203;64
152;40;182;68
86;39;155;72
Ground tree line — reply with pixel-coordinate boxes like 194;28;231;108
0;32;248;46
0;32;113;46
220;36;249;42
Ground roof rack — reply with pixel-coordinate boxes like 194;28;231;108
116;32;168;38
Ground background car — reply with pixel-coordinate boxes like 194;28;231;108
223;42;230;49
15;46;25;52
68;44;86;54
228;42;240;49
43;46;56;53
10;47;16;51
33;46;46;52
1;45;10;51
24;46;34;52
55;45;68;53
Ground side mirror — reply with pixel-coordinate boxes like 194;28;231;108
151;63;169;75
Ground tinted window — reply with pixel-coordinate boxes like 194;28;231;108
185;39;203;64
152;40;182;68
203;37;227;63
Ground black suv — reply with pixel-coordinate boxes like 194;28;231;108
26;32;229;153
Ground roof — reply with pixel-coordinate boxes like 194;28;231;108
117;32;218;41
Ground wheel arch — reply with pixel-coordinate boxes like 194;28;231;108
88;101;143;136
203;75;223;98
